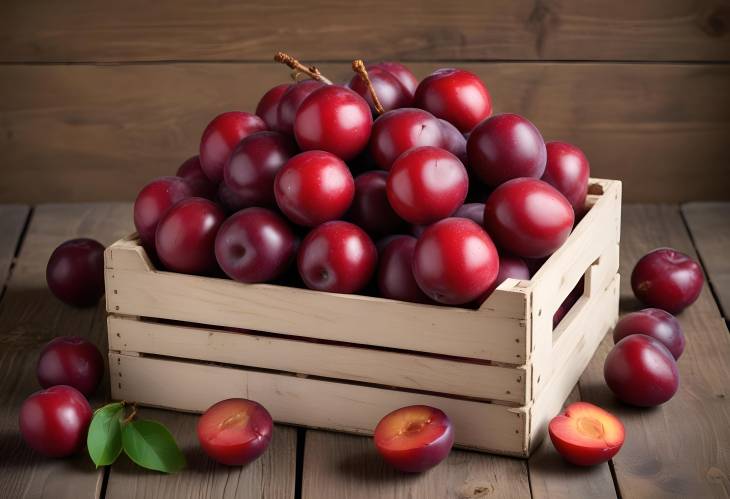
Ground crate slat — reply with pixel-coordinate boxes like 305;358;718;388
527;179;622;399
108;316;529;404
528;274;620;451
110;273;620;458
106;258;529;363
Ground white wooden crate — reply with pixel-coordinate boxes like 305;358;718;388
105;178;622;457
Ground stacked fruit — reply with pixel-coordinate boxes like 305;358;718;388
27;54;706;473
133;54;588;307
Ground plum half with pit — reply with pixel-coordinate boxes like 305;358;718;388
197;398;273;466
374;405;454;472
549;402;624;466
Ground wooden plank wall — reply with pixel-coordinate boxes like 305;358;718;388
1;0;729;203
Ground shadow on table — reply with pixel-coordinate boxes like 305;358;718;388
0;429;96;473
337;447;422;484
619;294;644;313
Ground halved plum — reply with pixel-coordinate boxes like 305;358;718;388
197;398;273;466
373;405;454;472
548;401;624;466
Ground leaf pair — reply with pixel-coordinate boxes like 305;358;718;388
87;402;186;473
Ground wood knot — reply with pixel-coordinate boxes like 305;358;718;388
526;0;558;56
458;481;495;498
706;466;728;482
701;7;729;37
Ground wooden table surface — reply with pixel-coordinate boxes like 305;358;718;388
0;202;728;499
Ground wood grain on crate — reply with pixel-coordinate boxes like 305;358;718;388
579;205;730;498
682;202;730;319
105;237;529;363
0;204;131;499
108;264;619;458
105;180;618;372
527;179;620;399
528;275;619;453
106;240;617;412
110;352;528;456
2;0;729;62
2;63;729;204
108;316;529;404
105;179;620;457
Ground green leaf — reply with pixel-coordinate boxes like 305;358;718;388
122;419;186;473
87;402;124;467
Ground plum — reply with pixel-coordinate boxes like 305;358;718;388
604;334;679;407
374;405;454;472
613;308;684;359
631;248;703;314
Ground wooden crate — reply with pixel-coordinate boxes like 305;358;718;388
105;178;622;457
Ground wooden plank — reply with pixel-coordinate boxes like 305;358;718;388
106;242;529;364
108;316;528;404
0;205;29;291
300;430;531;499
527;387;618;499
528;275;619;453
105;409;296;499
2;63;729;204
527;180;620;397
1;0;729;62
0;203;132;499
579;205;730;498
682;202;730;318
530;180;620;321
110;353;528;456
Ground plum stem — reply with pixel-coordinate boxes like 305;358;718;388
122;403;138;424
274;52;333;85
352;60;385;115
